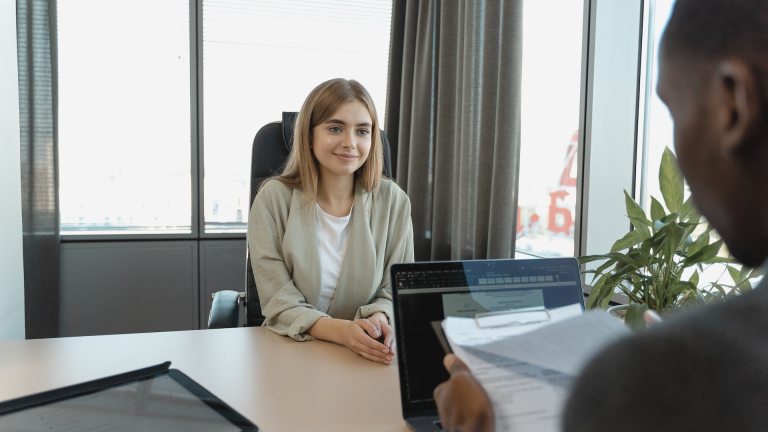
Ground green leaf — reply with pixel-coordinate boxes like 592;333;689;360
606;252;645;273
689;270;700;288
659;147;684;214
650;197;666;224
687;231;710;257
702;256;731;264
738;279;753;293
659;221;684;259
736;266;751;286
593;257;619;278
611;230;645;252
679;224;697;252
684;239;723;266
577;255;609;265
677;289;703;306
710;283;727;299
680;196;700;223
624;190;651;234
624;304;649;331
727;265;740;284
587;276;616;309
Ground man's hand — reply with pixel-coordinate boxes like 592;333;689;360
433;354;495;432
644;310;662;326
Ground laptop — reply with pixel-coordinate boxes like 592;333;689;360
391;258;585;431
0;361;259;431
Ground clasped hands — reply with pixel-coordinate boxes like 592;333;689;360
342;311;394;364
309;312;394;364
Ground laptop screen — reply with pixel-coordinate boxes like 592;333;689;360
391;258;584;416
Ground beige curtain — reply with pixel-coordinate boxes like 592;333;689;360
386;0;523;261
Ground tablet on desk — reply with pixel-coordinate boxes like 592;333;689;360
0;361;259;431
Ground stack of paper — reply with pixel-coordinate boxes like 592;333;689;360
443;305;628;432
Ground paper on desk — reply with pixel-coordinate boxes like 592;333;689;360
443;307;629;432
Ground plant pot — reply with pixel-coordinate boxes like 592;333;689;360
607;304;629;320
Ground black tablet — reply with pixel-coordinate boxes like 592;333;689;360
0;361;258;431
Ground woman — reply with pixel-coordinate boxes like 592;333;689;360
248;78;414;364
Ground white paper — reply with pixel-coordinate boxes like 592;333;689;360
444;307;629;432
475;309;550;328
444;303;584;346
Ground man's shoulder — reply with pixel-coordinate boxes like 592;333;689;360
564;288;768;431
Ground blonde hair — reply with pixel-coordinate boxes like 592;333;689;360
276;78;383;203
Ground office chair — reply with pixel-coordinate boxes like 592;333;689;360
208;112;392;329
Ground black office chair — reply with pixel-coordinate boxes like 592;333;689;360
208;112;392;328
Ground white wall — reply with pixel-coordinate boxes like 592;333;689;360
0;0;26;340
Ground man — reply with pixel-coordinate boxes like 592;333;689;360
434;0;768;430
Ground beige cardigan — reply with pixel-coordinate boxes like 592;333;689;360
248;178;414;341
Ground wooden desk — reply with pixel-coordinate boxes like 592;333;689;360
0;327;409;431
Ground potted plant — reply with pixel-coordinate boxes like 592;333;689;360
579;148;762;329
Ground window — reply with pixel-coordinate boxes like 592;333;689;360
201;0;393;233
637;0;760;289
57;0;192;234
637;0;675;209
515;0;585;258
56;0;393;236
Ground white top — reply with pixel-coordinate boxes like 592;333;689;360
314;203;352;313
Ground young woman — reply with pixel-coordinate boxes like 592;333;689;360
248;78;414;364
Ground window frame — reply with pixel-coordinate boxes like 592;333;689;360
59;0;242;242
576;0;645;259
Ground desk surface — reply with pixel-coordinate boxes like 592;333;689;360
0;327;409;431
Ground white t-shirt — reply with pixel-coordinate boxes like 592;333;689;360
314;203;352;313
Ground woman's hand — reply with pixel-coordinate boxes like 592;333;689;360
366;312;395;352
308;316;394;364
434;354;495;432
344;318;394;364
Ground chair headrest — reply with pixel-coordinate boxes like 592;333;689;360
281;112;298;151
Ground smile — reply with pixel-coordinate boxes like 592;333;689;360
334;153;359;160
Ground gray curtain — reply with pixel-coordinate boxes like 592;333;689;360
17;0;60;339
386;0;523;261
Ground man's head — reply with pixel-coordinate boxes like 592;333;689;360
657;0;768;267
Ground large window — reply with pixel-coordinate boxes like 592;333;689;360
515;0;585;258
56;0;393;236
637;0;762;290
57;0;192;234
202;0;392;233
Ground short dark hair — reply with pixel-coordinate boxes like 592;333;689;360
662;0;768;63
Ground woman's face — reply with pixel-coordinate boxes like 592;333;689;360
311;100;372;181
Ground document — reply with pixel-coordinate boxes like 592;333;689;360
443;306;629;432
